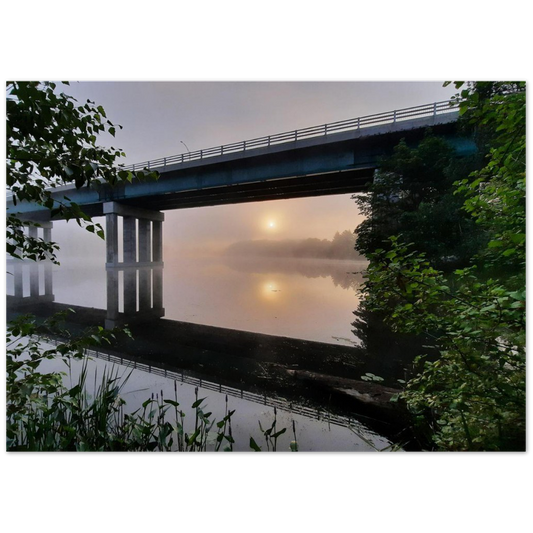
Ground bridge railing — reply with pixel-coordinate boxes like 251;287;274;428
125;99;460;172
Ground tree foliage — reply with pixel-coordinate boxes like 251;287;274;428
5;81;159;451
354;133;484;269
6;81;158;263
357;82;526;450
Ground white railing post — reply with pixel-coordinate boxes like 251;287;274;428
357;117;360;130
324;124;328;135
243;140;246;151
393;110;397;124
433;102;437;117
267;135;271;146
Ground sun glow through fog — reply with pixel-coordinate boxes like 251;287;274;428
257;215;280;234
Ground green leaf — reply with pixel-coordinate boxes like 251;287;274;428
509;290;525;300
271;428;287;439
68;385;81;396
509;233;525;244
191;398;206;408
187;428;200;445
249;437;261;451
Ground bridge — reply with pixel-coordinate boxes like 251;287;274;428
7;99;476;328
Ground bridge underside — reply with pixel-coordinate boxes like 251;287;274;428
85;167;375;214
12;115;474;222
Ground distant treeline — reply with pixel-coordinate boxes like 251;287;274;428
224;230;364;260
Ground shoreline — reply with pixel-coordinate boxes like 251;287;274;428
7;300;412;447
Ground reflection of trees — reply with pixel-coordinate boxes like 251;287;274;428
351;302;439;382
222;256;367;291
221;255;440;383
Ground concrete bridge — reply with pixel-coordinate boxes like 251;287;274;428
6;99;476;328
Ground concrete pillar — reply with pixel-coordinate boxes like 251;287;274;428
103;202;164;328
123;216;137;315
106;212;119;265
43;227;53;296
152;220;163;310
7;221;54;306
13;261;23;298
106;212;119;327
28;226;39;297
138;219;151;311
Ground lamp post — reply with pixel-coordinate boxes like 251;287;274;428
180;141;191;161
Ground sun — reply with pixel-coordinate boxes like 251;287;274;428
262;215;280;232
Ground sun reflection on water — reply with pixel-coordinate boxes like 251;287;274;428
260;280;283;301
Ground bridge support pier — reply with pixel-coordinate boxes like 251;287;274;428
8;222;55;308
104;202;165;329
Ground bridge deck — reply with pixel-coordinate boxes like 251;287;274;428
7;100;471;219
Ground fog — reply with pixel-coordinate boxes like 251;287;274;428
12;193;365;345
62;81;456;167
51;192;364;262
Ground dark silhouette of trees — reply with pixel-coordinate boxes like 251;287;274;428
224;230;364;261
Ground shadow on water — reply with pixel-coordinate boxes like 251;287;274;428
7;256;432;447
7;300;413;444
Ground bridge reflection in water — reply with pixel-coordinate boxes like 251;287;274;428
6;299;407;447
40;336;393;452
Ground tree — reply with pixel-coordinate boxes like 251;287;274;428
6;81;157;262
6;81;159;450
354;133;485;270
356;82;525;450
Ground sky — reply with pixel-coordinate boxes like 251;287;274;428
53;81;458;255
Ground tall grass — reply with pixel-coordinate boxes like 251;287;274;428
7;355;241;452
7;323;298;451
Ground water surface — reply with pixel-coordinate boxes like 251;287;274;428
44;255;367;346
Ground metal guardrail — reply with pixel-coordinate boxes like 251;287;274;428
87;348;369;431
41;337;380;433
124;99;460;172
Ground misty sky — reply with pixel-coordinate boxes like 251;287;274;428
52;81;458;257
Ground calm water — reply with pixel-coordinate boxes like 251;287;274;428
36;345;391;452
27;255;367;346
7;255;395;451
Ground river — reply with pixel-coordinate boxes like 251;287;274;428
44;255;368;346
7;255;403;451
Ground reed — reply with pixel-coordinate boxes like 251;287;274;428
6;314;300;452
